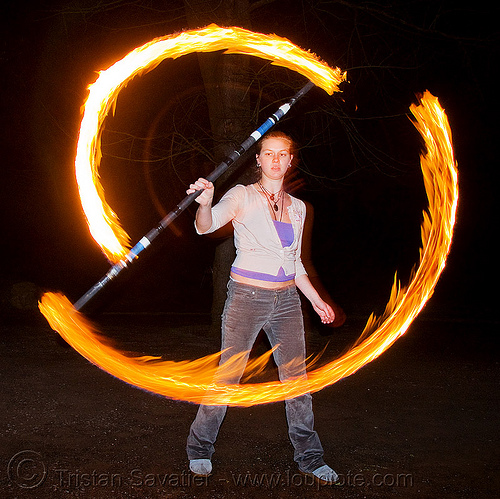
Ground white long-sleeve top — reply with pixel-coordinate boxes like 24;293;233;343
195;184;307;278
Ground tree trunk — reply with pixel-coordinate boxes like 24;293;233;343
183;0;253;335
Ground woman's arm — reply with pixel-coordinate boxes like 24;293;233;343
186;178;214;233
187;179;243;234
295;274;336;324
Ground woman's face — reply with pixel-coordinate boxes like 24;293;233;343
256;138;293;182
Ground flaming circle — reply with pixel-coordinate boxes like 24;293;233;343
39;26;458;406
73;25;345;263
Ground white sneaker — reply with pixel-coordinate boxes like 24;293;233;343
189;459;212;476
312;464;338;484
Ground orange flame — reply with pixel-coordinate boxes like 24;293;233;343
40;90;458;406
75;25;346;263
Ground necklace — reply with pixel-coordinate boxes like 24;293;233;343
258;182;282;211
258;182;284;221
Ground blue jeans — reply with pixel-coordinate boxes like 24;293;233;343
186;280;326;473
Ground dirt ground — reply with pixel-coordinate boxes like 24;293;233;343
1;310;498;498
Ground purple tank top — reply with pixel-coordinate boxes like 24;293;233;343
231;221;295;282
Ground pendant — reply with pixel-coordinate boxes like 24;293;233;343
273;203;279;211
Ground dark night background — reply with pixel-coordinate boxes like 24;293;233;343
1;0;497;321
1;2;499;498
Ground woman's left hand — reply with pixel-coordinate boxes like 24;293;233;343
312;300;336;324
294;274;336;324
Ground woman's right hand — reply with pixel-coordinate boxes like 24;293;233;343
187;178;214;207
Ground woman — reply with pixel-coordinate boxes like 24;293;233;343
185;131;338;484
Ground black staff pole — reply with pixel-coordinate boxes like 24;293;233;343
73;80;315;311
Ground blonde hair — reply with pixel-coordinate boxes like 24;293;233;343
256;131;297;156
